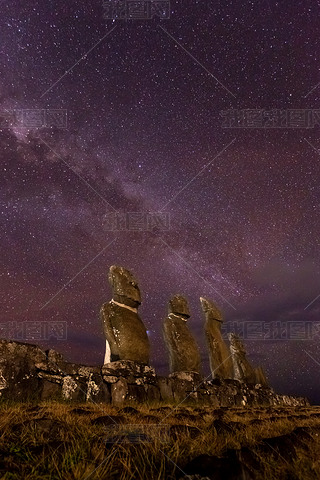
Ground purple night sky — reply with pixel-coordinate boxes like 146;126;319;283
1;1;320;402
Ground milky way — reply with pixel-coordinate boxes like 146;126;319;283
1;1;320;402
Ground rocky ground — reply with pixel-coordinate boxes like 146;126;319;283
0;401;319;479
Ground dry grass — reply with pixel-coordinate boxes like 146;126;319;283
0;400;319;479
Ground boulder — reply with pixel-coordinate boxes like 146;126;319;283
0;340;45;400
86;372;111;403
158;376;173;402
40;379;63;401
169;371;202;403
62;376;86;401
102;360;155;378
111;377;128;405
144;384;161;403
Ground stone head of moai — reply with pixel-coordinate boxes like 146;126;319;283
200;297;223;323
108;265;141;308
168;294;190;318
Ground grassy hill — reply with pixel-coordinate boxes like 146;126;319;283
0;401;319;479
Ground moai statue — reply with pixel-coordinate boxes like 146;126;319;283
163;295;202;374
100;266;150;365
254;366;269;387
200;297;233;379
228;333;256;383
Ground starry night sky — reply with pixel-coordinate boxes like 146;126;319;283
1;1;320;403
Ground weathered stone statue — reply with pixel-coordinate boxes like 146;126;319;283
254;366;268;387
200;297;233;379
163;295;202;374
228;333;256;383
100;266;150;365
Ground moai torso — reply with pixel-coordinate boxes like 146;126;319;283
201;297;233;379
163;295;202;374
228;333;256;383
101;266;150;365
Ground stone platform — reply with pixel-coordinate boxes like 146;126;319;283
0;340;309;407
